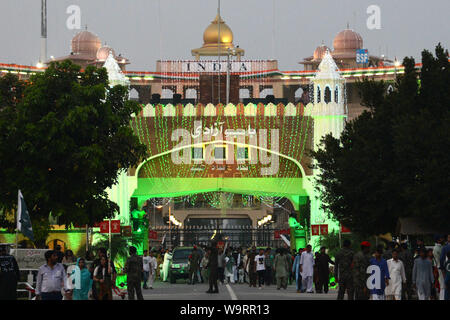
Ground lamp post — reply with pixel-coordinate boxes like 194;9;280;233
226;47;237;105
394;58;400;77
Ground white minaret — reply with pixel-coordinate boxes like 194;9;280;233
39;0;47;65
103;52;132;226
309;50;346;148
305;50;347;243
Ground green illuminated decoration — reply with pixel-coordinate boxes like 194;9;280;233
288;216;306;250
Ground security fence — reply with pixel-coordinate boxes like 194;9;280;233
148;226;288;249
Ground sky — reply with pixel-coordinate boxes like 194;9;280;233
0;0;449;71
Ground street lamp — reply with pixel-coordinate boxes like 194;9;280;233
226;47;237;105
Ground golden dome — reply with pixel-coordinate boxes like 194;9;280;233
96;45;116;61
71;30;101;55
192;14;244;58
203;14;233;45
313;44;330;60
333;29;363;52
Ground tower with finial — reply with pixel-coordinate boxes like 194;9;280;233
305;49;347;243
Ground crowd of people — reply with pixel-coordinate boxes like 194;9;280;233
0;234;449;300
334;235;450;300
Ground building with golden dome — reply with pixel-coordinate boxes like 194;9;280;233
49;30;130;70
301;28;388;70
191;14;244;60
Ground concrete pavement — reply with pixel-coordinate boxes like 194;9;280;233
117;280;338;300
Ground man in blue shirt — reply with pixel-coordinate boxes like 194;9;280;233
36;250;69;300
440;235;450;274
369;245;390;300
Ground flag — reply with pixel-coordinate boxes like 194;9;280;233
17;190;34;241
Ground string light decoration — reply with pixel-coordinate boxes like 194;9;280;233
131;102;313;201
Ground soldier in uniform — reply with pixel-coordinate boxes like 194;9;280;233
399;242;414;300
0;244;20;300
334;239;354;300
125;246;144;300
352;241;372;300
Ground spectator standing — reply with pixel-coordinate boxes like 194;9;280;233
142;250;150;289
433;235;445;300
292;248;303;293
334;239;354;300
264;248;274;286
201;250;210;283
369;246;390;300
189;246;201;285
315;246;335;294
125;246;144;300
62;249;76;265
300;245;315;293
93;256;115;300
255;248;266;289
443;251;450;300
224;249;235;284
206;241;219;294
398;242;414;300
36;250;69;300
412;248;434;300
274;248;289;290
353;241;372;300
148;250;158;289
72;257;93;300
385;249;406;300
54;245;64;264
0;244;20;300
439;235;450;299
246;247;257;287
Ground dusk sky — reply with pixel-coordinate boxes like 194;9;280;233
1;0;449;70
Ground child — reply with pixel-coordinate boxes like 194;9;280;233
238;260;245;284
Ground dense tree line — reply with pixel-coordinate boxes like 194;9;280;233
311;44;449;236
0;60;147;246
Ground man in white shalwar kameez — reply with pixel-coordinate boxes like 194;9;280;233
161;249;173;282
385;249;406;300
300;245;315;293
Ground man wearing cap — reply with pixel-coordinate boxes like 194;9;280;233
335;239;354;300
352;241;372;300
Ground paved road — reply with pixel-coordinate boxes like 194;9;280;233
116;280;338;300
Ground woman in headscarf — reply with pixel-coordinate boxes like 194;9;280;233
72;257;93;300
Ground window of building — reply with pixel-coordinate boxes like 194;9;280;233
236;147;249;161
335;85;339;103
316;85;321;103
324;86;332;103
192;147;204;160
214;146;227;160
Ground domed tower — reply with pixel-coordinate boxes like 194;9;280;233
71;30;102;57
313;44;330;61
96;45;116;62
305;50;347;241
191;14;244;60
332;28;363;54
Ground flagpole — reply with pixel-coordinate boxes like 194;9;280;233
109;218;112;259
15;191;19;256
